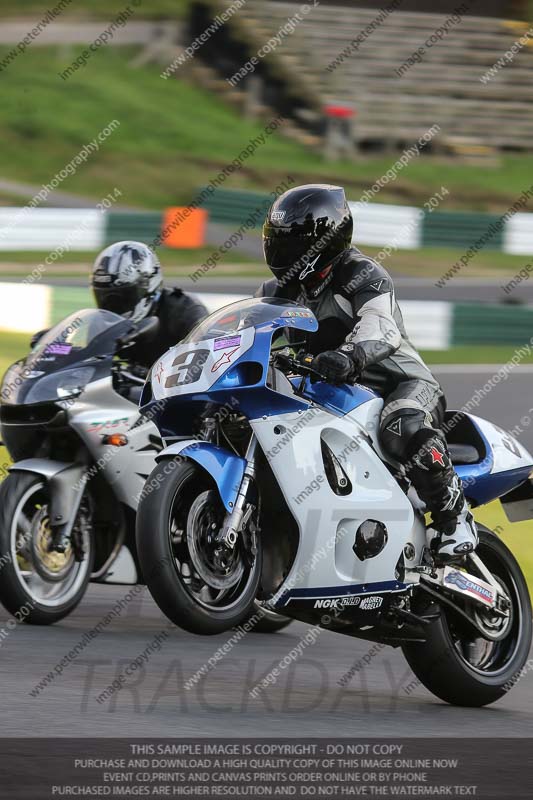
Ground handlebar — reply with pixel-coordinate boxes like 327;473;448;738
271;349;327;384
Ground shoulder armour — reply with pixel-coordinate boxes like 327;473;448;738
338;249;393;298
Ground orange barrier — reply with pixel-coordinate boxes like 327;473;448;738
161;207;207;248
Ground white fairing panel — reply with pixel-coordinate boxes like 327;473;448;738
150;327;255;401
252;399;426;602
470;413;533;474
68;377;160;510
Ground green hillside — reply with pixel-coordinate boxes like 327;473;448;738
0;47;314;209
0;45;532;211
0;1;190;19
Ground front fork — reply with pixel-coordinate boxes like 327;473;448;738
217;435;258;550
49;468;88;555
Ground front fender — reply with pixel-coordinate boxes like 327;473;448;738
9;459;87;541
156;440;245;513
9;458;82;481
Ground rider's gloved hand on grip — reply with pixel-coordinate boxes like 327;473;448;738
311;350;356;384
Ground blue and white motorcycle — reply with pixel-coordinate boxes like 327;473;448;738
137;297;533;707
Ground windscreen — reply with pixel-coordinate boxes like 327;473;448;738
184;297;311;344
0;309;132;405
26;308;130;372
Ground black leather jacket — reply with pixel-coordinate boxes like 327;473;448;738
129;287;207;369
257;247;442;398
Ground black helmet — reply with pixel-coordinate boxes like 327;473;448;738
262;184;353;293
91;241;163;322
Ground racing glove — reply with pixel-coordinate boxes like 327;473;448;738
312;344;367;385
312;350;356;384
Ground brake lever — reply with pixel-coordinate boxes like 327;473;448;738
271;351;327;385
294;354;328;383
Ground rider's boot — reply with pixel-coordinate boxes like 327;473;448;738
406;434;478;564
427;499;478;564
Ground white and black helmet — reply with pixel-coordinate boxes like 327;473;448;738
91;241;163;323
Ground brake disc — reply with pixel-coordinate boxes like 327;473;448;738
30;508;75;582
186;490;244;591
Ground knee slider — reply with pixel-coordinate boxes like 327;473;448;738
381;409;429;462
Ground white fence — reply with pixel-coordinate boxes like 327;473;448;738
0;204;531;255
349;203;422;251
504;213;533;257
0;209;105;252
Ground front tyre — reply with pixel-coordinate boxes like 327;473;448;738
0;472;94;625
136;460;262;635
402;525;532;707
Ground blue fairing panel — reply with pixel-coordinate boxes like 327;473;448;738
209;327;311;419
456;463;533;506
452;414;533;506
157;442;245;513
290;378;378;417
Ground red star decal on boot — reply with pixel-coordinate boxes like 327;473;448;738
430;446;445;467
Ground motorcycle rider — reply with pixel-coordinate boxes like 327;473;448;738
256;184;478;564
33;241;208;370
90;240;208;369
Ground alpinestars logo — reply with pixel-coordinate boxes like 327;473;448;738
430;446;445;467
299;255;321;281
211;346;240;373
442;474;462;512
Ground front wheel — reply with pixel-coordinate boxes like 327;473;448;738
0;472;94;625
402;525;532;707
136;460;262;635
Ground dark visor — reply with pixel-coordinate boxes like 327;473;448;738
93;285;142;317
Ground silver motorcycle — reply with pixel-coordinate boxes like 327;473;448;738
0;308;161;624
0;307;291;632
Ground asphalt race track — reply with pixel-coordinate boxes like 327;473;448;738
2;367;533;738
5;274;533;304
2;366;533;738
3;584;533;738
436;366;533;453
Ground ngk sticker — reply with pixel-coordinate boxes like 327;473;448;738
313;596;361;610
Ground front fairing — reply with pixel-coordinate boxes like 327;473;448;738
141;298;318;434
1;309;131;405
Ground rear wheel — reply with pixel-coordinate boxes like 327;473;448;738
402;525;532;707
136;460;262;635
0;472;94;625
